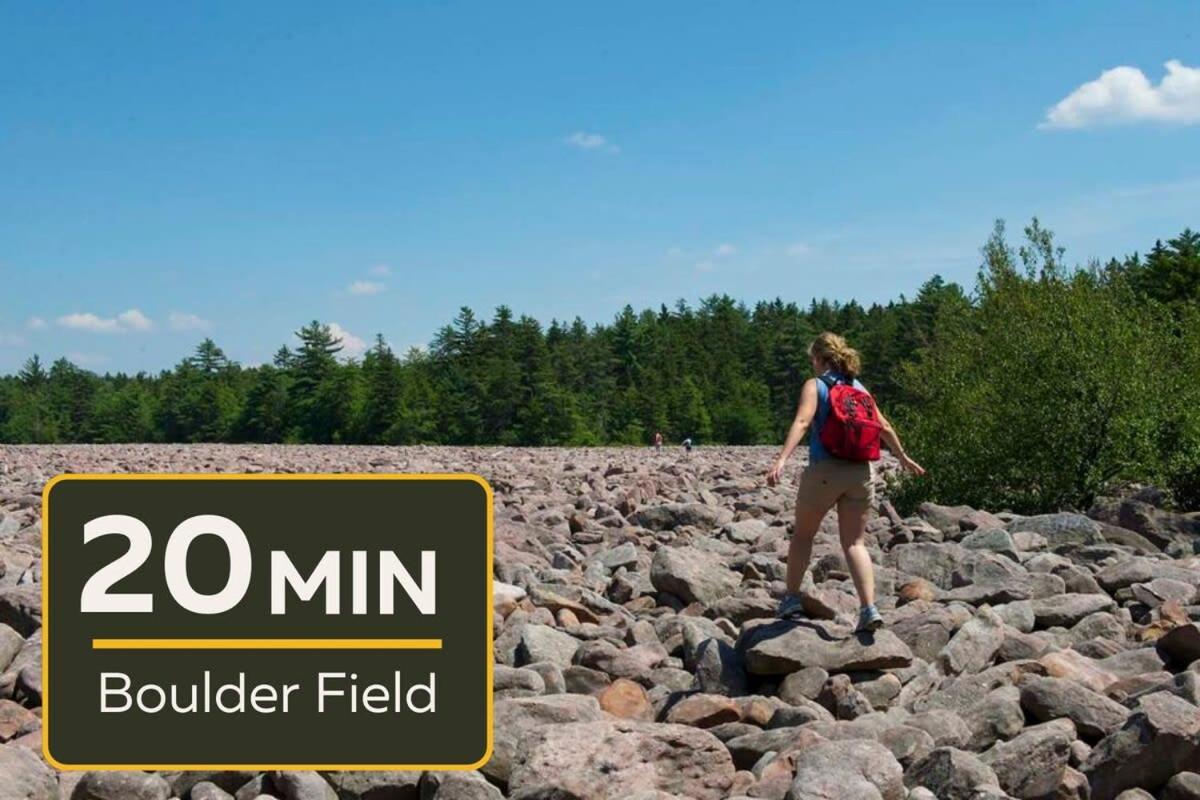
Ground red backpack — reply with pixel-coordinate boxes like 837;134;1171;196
818;375;882;461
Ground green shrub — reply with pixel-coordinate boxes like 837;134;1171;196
892;220;1189;514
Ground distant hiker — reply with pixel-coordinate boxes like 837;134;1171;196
682;437;693;454
765;331;925;633
654;431;664;451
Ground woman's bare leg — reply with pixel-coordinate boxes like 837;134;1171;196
837;503;875;607
786;502;830;595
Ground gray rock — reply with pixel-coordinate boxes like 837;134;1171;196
508;719;735;800
516;624;580;668
78;771;172;800
1030;593;1117;628
419;771;503;800
270;772;336;800
779;666;829;704
723;519;769;544
905;709;973;749
693;637;748;696
563;664;611;695
961;528;1020;561
1020;675;1130;740
993;601;1035;634
494;664;546;699
0;744;56;800
1163;772;1200;800
1006;513;1103;545
919;503;977;535
324;771;422;799
725;727;823;770
522;661;566;694
939;606;1005;675
0;587;40;637
484;694;605;783
1083;692;1200;800
980;719;1075;799
877;724;935;769
650;545;740;605
0;627;21;675
904;747;1001;800
575;640;668;678
962;685;1026;751
891;543;967;589
595;542;639;571
785;739;905;800
632;503;733;531
740;620;914;675
191;783;235;800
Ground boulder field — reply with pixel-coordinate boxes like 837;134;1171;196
1;443;1199;800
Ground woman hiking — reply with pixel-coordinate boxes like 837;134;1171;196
766;332;925;632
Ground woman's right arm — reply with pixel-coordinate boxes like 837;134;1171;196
766;379;819;485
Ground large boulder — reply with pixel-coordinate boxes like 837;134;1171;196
1030;594;1117;629
508;719;735;800
650;546;740;605
890;543;966;589
785;739;905;800
419;771;504;799
0;744;56;800
77;771;172;800
980;719;1075;799
939;605;1005;675
1019;675;1130;739
739;620;913;675
484;694;605;784
1083;692;1200;800
516;623;580;668
632;503;733;531
903;747;1001;800
1006;513;1104;545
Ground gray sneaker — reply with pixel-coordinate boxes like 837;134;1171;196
777;593;805;620
856;604;883;632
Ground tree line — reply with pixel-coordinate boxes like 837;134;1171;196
2;222;1198;512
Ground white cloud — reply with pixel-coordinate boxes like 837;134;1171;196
57;308;154;334
666;246;684;258
369;264;391;276
347;280;385;296
1042;60;1200;129
117;309;153;331
327;322;367;358
26;316;47;330
0;332;25;347
68;352;110;367
694;261;715;274
785;242;813;258
168;311;212;331
565;131;620;153
714;243;737;257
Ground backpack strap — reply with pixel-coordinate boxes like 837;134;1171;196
819;373;851;389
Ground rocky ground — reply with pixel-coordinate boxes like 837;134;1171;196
1;444;1200;800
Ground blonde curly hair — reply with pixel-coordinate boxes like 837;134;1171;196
808;331;862;379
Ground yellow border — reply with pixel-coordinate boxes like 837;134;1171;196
41;472;495;772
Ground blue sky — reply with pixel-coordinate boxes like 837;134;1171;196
2;2;1198;373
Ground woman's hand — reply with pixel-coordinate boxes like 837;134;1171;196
899;454;926;476
766;458;788;486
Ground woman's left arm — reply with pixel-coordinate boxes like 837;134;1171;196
876;406;926;475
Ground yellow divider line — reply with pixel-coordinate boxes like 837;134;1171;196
92;638;443;650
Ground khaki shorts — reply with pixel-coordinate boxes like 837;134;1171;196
795;458;874;514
